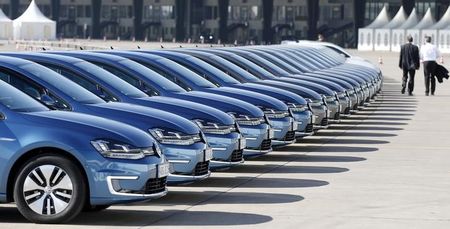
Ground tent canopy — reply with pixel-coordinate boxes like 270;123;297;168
364;5;390;29
398;8;419;29
14;0;54;23
411;8;435;29
0;7;11;22
382;6;406;29
430;6;450;29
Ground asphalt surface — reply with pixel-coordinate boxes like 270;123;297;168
2;50;450;228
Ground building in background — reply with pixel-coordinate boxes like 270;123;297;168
0;0;449;47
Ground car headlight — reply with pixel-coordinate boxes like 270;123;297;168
287;103;307;112
257;106;290;119
193;119;236;135
91;139;159;160
149;128;202;145
228;112;265;126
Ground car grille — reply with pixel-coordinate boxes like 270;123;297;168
230;150;243;162
144;177;167;194
321;118;328;126
260;139;272;150
194;161;210;176
305;123;314;133
284;131;296;141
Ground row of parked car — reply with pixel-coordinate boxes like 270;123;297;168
0;41;382;223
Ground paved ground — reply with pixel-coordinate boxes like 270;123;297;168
2;50;450;228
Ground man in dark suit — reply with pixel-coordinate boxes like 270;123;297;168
399;35;420;95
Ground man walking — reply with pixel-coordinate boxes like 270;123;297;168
420;36;441;96
399;35;420;95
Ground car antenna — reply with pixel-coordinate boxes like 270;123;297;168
79;47;84;50
137;45;141;49
42;47;46;51
179;45;183;48
195;45;198;47
110;46;114;50
160;45;164;49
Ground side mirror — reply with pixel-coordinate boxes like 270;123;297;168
0;112;5;120
41;94;56;107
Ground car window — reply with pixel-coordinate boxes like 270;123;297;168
0;80;49;112
155;58;217;88
44;64;119;102
135;60;194;91
0;69;70;111
173;60;222;87
94;62;161;96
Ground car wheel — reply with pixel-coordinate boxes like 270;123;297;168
83;204;110;212
13;154;86;224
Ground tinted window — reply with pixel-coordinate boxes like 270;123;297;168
19;63;105;105
181;56;241;84
117;59;186;92
73;61;148;98
155;58;217;88
0;74;49;112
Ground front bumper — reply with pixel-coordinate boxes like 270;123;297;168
270;117;296;146
205;132;245;169
241;123;273;157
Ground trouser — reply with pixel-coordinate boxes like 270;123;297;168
423;61;437;94
402;69;415;93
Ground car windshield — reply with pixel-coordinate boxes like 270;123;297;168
208;55;262;80
20;63;105;104
155;58;217;88
73;61;148;98
241;52;292;76
0;81;49;112
118;59;186;92
184;56;241;84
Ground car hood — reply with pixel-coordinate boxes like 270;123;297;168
87;102;200;135
236;83;307;105
23;110;154;147
134;96;234;125
284;75;346;93
301;72;360;87
257;80;323;100
170;91;264;117
205;87;288;111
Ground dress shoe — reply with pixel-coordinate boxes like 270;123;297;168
401;88;405;94
408;92;413;96
425;92;429;96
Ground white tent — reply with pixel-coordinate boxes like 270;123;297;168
13;0;56;40
358;5;390;51
422;6;450;51
406;8;435;47
0;8;12;40
438;25;450;53
391;8;419;52
374;6;406;51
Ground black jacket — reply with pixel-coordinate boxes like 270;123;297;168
399;43;420;70
434;64;449;83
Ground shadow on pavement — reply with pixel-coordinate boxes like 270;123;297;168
345;116;411;121
298;138;389;145
360;108;417;112
352;112;414;116
0;207;273;226
329;125;404;131
184;177;329;189
147;191;304;205
340;121;408;125
249;154;367;163
225;164;349;174
314;131;397;137
278;145;379;153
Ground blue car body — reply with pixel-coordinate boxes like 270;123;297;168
164;49;315;137
0;79;169;223
88;51;274;157
194;49;330;129
136;51;298;146
0;53;212;184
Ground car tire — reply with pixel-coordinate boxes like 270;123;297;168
83;204;110;212
13;154;86;224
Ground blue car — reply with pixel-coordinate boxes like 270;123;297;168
191;49;330;129
60;51;274;158
0;80;169;223
227;48;342;121
0;53;211;184
127;50;294;146
149;50;314;138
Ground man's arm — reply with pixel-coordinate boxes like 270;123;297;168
414;46;420;69
399;45;403;69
